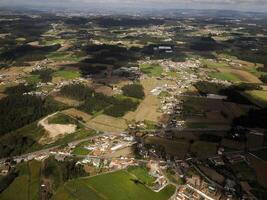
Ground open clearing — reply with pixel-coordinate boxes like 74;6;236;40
54;96;82;107
53;170;175;200
38;112;77;143
86;114;127;133
123;95;162;123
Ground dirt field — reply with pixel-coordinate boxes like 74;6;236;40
54;96;82;107
38;112;77;143
62;108;92;122
103;147;133;158
86;114;127;133
198;165;225;184
93;84;114;96
123;95;162;123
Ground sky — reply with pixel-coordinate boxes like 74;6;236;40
1;0;267;12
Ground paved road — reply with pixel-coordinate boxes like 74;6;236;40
0;132;118;163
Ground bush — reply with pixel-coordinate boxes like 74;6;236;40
260;74;267;84
122;84;145;99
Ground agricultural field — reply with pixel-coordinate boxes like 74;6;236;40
0;160;42;200
86;114;128;133
144;136;190;159
242;90;267;108
190;141;218;157
53;170;175;200
140;63;163;77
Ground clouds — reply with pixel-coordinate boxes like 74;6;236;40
1;0;267;12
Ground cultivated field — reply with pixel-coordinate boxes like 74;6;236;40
53;170;175;200
86;114;128;133
124;95;162;123
144;136;190;159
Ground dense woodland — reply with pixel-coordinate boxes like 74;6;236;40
0;94;65;135
122;83;145;99
60;84;139;117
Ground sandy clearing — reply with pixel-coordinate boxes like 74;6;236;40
86;114;127;133
38;112;77;143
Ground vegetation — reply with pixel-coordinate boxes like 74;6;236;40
53;70;80;80
122;84;145;99
0;95;65;135
127;167;155;186
31;68;54;83
61;84;139;117
140;63;163;76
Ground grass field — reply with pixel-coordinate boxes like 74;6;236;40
53;70;80;80
0;160;41;200
190;141;217;157
209;68;261;83
47;52;83;62
209;71;241;82
127;167;155;186
243;90;267;108
53;170;175;200
24;74;41;84
140;63;163;77
48;113;78;125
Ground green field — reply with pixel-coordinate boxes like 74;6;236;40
48;113;78;125
53;170;175;200
140;63;163;77
47;52;83;62
190;141;217;157
127;167;155;186
72;147;91;155
53;70;80;80
0;160;42;200
24;75;41;84
209;71;241;82
243;90;267;108
202;60;230;68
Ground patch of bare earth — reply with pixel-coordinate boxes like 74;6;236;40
38;112;77;144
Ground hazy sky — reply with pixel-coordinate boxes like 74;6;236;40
1;0;267;12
